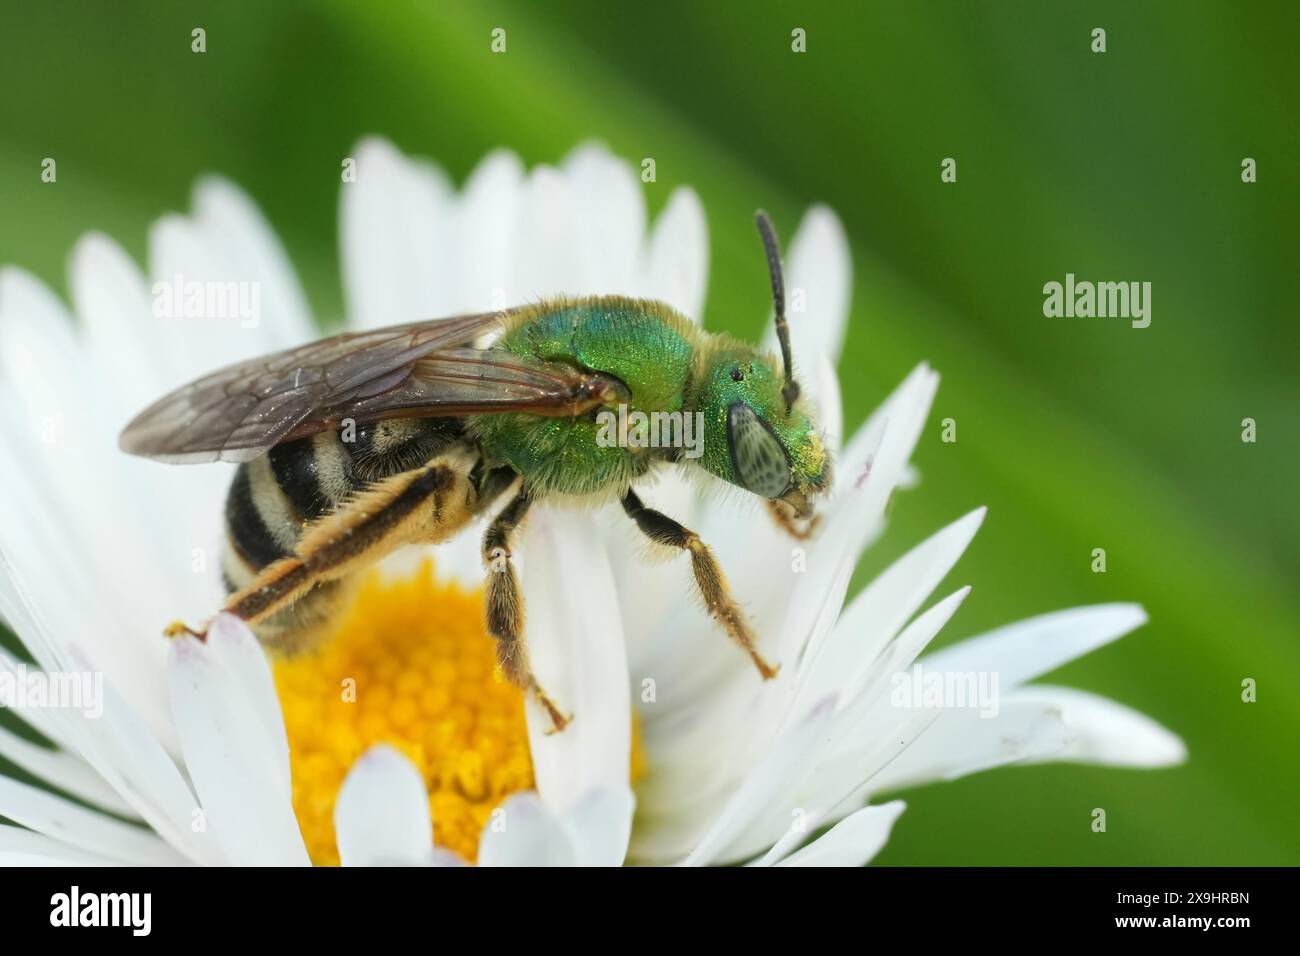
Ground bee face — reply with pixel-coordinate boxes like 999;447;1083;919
695;349;829;511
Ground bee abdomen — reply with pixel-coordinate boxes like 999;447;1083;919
221;417;465;587
268;435;336;522
222;438;356;652
224;460;297;571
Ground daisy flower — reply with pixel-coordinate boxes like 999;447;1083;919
0;140;1184;867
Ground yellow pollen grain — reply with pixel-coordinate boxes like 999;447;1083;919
272;561;534;865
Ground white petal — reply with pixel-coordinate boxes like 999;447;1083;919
631;497;957;852
795;508;985;713
339;136;455;329
166;619;309;865
513;164;583;299
0;623;78;750
477;792;577;867
52;236;236;631
610;470;698;675
650;237;865;697
785;590;970;825
0;722;138;819
683;695;838;867
429;849;471;867
0;824;125;866
920;603;1149;688
205;614;293;757
68;653;219;862
1009;685;1187;768
727;589;968;862
560;785;635;867
453;149;525;310
813;351;843;457
0;445;166;713
642;187;708;320
756;363;940;672
561;142;645;293
0;270;172;694
867;698;1073;792
192;176;315;349
335;745;435;866
69;232;172;413
0;777;186;865
21;642;216;863
1;548;207;862
519;509;631;812
146;213;283;377
625;493;771;716
822;585;973;753
836;362;937;503
775;800;905;867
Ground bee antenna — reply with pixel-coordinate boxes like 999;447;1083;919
756;210;800;411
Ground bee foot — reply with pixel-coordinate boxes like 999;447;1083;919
534;690;572;734
163;619;207;642
543;711;573;735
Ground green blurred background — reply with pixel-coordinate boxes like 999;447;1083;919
1;0;1296;864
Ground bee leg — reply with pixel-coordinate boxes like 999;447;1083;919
164;620;207;640
216;461;458;639
469;463;521;517
765;498;821;541
481;489;571;733
621;489;779;680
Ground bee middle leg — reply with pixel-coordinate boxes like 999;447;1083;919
621;489;779;679
481;488;571;733
468;461;521;517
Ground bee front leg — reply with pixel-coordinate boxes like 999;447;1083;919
765;498;821;540
621;489;779;680
482;488;571;733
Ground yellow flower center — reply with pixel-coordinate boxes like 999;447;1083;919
273;561;534;865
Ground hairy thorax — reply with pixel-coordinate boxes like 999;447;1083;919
469;297;697;498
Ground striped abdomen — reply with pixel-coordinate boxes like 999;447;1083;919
221;417;465;647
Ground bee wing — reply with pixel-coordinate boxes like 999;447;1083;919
119;312;511;463
274;347;625;442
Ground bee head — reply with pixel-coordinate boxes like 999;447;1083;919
689;211;831;515
694;348;830;516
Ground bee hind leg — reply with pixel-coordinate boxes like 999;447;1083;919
164;619;208;641
621;489;779;680
209;461;458;647
481;488;571;733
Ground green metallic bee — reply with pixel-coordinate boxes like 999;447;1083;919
120;212;830;731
